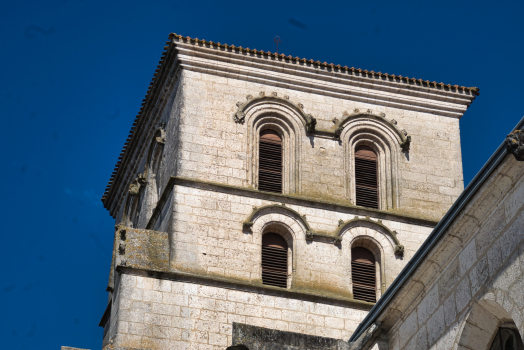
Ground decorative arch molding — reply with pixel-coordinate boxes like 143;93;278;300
144;126;166;223
122;173;146;227
242;205;403;256
244;97;306;194
248;207;307;286
233;92;317;134
348;235;387;297
335;110;411;151
340;114;402;210
456;297;524;350
337;217;404;256
242;204;310;236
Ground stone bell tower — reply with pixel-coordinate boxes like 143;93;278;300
98;33;477;349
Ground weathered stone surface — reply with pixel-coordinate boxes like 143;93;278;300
363;152;524;350
97;34;481;350
230;323;349;350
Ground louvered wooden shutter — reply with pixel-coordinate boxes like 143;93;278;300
355;146;379;209
262;233;288;288
258;130;282;193
351;247;376;302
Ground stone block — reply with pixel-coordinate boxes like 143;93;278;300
454;277;471;314
399;311;419;348
417;284;440;326
459;239;477;275
443;293;456;327
426;306;445;346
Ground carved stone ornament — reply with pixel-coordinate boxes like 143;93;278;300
334;126;343;140
401;135;411;152
246;94;253;100
305;231;314;241
155;127;167;144
128;173;147;197
242;221;254;232
306;115;317;134
333;236;342;245
234;111;246;125
394;244;405;256
505;129;524;161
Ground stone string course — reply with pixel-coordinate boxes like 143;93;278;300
170;185;432;292
158;70;465;223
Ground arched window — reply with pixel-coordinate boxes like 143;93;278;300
262;232;288;288
258;130;282;193
351;247;376;302
489;328;524;350
355;145;379;209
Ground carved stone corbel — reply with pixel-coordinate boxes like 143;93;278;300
394;244;404;256
234;111;246;124
129;173;147;196
505;129;524;161
155;127;166;144
401;135;411;152
306;115;317;134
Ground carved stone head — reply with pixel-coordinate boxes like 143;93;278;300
506;129;524;161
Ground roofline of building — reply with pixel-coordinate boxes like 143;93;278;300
170;33;479;96
348;116;524;342
101;32;480;215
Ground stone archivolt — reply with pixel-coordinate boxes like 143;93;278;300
234;94;411;152
242;204;403;256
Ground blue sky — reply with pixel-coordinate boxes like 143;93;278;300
1;0;523;349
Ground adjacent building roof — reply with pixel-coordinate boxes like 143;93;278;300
348;116;524;343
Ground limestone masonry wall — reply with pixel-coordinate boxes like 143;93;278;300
103;39;478;350
171;185;432;297
111;274;369;350
168;70;464;221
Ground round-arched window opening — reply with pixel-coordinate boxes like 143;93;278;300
351;247;376;303
489;328;524;350
354;145;379;209
261;232;288;288
259;130;282;193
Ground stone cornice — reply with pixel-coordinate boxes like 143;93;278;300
173;35;477;118
102;33;479;217
146;176;439;230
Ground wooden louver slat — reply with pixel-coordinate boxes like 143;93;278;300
355;146;378;209
262;233;288;288
351;247;376;303
259;130;282;193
